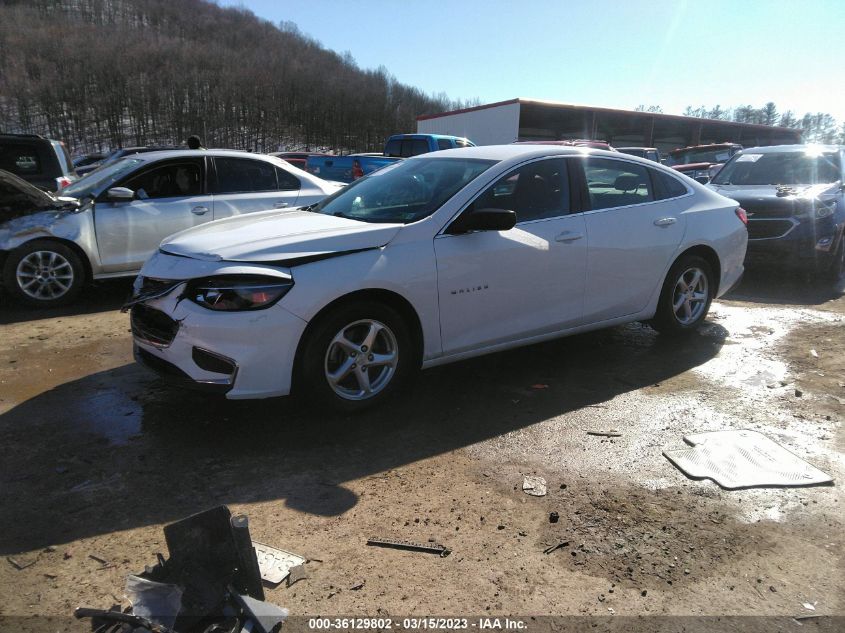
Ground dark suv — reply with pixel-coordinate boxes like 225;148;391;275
0;134;77;192
708;145;845;281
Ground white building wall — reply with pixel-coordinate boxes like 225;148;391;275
416;102;521;146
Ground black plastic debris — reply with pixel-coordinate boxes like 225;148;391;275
75;505;287;633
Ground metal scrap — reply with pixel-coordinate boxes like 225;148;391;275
366;537;451;557
7;556;36;570
252;542;305;585
543;541;570;555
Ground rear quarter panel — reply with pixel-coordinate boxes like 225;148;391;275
677;190;747;298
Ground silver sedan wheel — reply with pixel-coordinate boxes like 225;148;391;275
16;250;75;300
672;267;709;326
324;319;399;400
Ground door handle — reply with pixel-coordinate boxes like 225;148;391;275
555;231;584;243
654;217;677;226
191;206;209;215
273;201;290;208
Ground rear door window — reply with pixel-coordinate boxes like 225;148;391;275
582;158;655;210
213;157;278;193
437;139;453;151
275;166;301;191
651;169;689;199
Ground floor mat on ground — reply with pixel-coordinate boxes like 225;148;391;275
663;429;833;489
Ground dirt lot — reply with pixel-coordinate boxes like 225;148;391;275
0;271;843;629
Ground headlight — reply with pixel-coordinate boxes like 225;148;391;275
186;275;293;311
815;202;836;219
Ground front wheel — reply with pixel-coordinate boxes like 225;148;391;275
650;255;715;333
2;240;85;308
299;301;417;412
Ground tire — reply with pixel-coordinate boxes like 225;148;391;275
650;255;715;334
2;240;85;308
298;300;418;412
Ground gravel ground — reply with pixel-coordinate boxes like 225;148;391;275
0;271;842;630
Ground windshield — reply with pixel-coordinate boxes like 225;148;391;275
667;148;735;166
312;157;497;224
62;157;143;198
711;150;841;186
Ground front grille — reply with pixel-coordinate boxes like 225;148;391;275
747;219;795;240
131;304;179;347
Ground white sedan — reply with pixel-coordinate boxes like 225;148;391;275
128;145;747;410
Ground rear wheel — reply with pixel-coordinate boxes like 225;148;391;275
299;300;417;412
650;255;715;333
2;240;85;308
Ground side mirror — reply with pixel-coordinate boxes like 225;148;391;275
105;187;134;202
694;175;710;185
447;207;517;234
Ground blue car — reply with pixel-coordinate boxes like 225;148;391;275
708;145;845;282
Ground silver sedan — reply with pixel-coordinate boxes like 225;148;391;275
0;150;341;307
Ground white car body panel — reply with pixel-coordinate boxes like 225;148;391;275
132;145;747;399
160;209;402;263
581;196;688;322
434;213;587;354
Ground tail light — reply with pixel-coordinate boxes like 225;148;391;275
735;207;748;226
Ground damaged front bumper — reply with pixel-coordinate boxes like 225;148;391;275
130;279;308;400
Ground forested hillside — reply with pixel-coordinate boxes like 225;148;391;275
0;0;468;154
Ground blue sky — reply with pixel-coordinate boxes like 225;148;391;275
218;0;845;124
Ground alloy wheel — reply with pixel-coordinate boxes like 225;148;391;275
671;267;709;326
16;250;75;301
324;319;399;400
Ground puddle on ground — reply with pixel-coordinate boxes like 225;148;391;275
693;303;837;392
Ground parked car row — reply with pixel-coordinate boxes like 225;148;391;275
668;143;744;183
305;133;474;183
5;128;840;410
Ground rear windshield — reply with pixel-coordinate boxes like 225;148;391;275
312;157;496;224
711;151;841;186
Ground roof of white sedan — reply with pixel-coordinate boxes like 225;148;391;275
126;148;282;162
424;144;632;162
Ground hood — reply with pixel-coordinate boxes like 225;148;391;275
0;169;60;221
160;208;402;264
708;183;837;218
